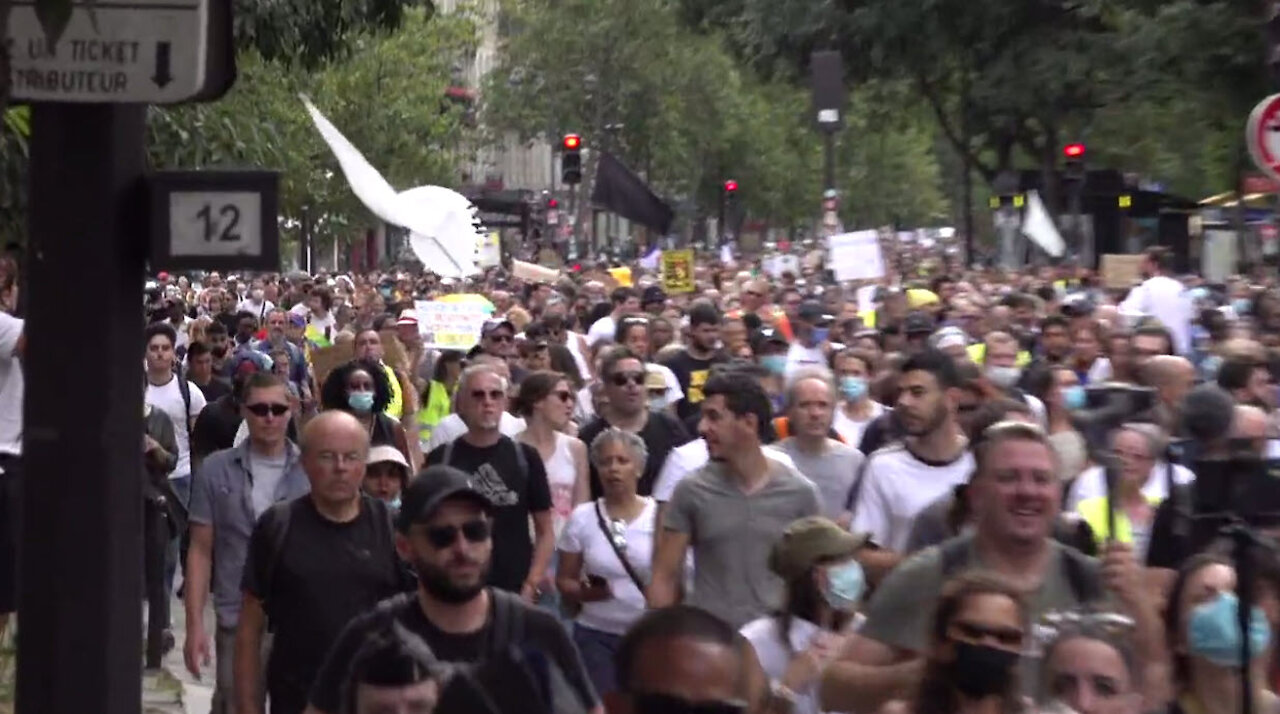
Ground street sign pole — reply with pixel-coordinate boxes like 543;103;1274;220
20;102;148;714
7;0;237;710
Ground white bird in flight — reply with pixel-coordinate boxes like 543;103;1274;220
300;95;485;277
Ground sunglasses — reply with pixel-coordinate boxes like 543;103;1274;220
470;389;505;402
488;334;513;343
610;372;646;387
245;403;289;417
424;519;491;549
552;390;574;403
950;620;1024;648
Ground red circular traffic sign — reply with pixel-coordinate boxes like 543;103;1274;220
1247;94;1280;182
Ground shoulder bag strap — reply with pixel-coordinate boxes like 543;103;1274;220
595;500;647;592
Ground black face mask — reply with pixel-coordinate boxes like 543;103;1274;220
949;641;1018;699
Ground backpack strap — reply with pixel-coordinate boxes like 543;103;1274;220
488;589;527;655
442;436;455;467
175;368;193;437
1060;546;1105;604
510;437;530;481
938;537;971;578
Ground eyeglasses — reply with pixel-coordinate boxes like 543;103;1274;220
610;372;646;387
424;519;491;549
246;403;289;417
552;390;574;403
470;389;506;402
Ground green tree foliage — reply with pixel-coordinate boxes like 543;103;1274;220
483;0;949;229
148;8;478;248
233;0;430;70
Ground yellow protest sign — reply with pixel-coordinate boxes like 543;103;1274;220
661;249;695;293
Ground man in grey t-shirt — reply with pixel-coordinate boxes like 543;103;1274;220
772;368;865;526
649;370;819;629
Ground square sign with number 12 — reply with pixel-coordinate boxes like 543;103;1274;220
169;191;263;257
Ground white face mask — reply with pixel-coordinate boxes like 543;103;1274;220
985;365;1022;390
648;395;667;412
251;289;264;301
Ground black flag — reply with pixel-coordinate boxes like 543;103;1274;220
590;151;674;234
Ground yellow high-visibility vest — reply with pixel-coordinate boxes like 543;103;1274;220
416;380;453;448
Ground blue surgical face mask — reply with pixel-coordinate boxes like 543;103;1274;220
760;355;787;376
1188;591;1271;668
348;391;375;413
1234;298;1252;316
840;376;868;403
1062;385;1086;411
822;559;866;612
386;495;401;510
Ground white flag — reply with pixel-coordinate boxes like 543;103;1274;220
1020;190;1065;258
301;96;482;277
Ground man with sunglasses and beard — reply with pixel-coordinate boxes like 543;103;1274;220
235;412;415;714
578;349;691;499
304;464;601;714
424;365;555;603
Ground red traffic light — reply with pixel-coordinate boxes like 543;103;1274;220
563;134;581;150
1063;143;1086;159
546;198;559;209
723;180;738;193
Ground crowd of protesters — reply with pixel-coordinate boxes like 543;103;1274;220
13;242;1280;714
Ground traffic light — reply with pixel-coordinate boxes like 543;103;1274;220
561;134;582;185
1063;143;1086;181
723;179;738;194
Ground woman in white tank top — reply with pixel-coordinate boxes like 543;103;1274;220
515;371;590;537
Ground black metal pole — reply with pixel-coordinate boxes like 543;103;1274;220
20;103;146;714
300;205;311;273
823;131;836;193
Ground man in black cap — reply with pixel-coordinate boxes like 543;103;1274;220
784;299;834;377
305;464;600;714
902;311;935;354
478;318;526;384
641;285;667;316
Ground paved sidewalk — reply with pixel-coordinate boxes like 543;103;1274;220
160;597;215;714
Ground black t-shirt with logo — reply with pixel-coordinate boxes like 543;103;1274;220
425;437;552;592
242;495;415;713
661;349;726;421
578;412;691;499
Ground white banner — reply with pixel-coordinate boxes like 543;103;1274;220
827;230;886;282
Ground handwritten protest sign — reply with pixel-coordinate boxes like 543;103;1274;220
416;299;491;351
827;230;887;282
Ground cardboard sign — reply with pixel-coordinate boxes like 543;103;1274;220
1100;254;1144;289
661;249;695;293
512;259;559;284
378;329;410;374
311;342;355;387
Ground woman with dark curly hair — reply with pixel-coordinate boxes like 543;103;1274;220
320;359;413;468
912;572;1028;714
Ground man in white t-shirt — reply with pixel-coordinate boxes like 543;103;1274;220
144;322;208;603
784;300;834;377
0;311;23;631
851;350;973;582
586;287;640;347
1118;246;1192;355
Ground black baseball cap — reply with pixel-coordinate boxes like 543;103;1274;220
797;299;832;325
904;311;935;336
642;285;667;306
395;465;492;533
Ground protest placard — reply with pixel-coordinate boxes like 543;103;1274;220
661;249;695;293
416;299;491;351
827;230;887;282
